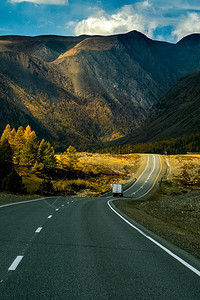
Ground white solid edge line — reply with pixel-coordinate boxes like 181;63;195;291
134;157;158;199
132;155;156;195
8;256;23;271
107;200;200;277
125;154;150;193
131;155;160;199
0;196;56;209
35;227;42;233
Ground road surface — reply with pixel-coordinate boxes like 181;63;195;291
0;154;200;299
123;154;161;198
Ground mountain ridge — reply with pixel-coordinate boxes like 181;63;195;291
1;31;200;150
112;70;200;147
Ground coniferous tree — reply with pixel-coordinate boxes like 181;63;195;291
9;128;16;151
61;145;78;170
20;126;38;166
38;178;55;196
1;124;12;143
13;126;25;164
36;139;57;171
23;125;32;140
0;140;13;190
2;168;26;194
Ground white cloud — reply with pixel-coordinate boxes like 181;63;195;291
150;0;200;10
8;0;68;5
172;12;200;40
135;0;152;9
66;21;77;29
69;1;200;42
74;2;158;38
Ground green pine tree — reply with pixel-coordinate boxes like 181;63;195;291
0;140;13;190
38;178;55;196
2;168;26;194
37;139;57;171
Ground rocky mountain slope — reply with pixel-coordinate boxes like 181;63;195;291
1;31;200;150
116;70;200;146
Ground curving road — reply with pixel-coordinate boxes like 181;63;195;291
123;154;161;198
0;154;200;299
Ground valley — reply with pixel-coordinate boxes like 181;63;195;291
1;1;200;297
0;30;200;268
1;31;200;150
1;148;200;261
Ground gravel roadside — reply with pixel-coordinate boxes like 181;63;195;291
0;193;40;206
115;154;200;260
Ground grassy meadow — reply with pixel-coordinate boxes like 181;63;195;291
54;153;141;196
15;152;141;197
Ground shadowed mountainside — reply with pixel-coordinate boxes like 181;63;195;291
1;31;200;150
114;70;200;146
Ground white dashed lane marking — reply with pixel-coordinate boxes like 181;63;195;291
8;256;23;271
5;198;78;276
35;227;42;233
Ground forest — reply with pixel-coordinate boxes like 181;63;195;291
98;133;200;155
0;124;57;194
0;124;125;197
2;122;199;197
0;124;83;195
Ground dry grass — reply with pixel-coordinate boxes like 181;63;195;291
166;154;200;188
0;193;39;206
115;154;200;259
55;153;141;196
77;153;140;177
16;166;43;194
13;153;141;197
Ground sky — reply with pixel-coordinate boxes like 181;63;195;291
1;0;200;43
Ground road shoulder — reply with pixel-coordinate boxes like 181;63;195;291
109;199;200;275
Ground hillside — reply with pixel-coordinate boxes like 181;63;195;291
1;31;200;149
118;70;200;146
0;35;87;62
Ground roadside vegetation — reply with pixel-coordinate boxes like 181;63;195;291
99;133;200;155
115;154;200;259
55;152;140;197
0;124;140;204
1;125;199;259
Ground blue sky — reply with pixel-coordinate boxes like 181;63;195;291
1;0;200;42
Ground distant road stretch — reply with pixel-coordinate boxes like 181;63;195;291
123;153;161;198
0;154;200;299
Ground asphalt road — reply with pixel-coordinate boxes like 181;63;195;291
0;154;200;299
123;154;161;198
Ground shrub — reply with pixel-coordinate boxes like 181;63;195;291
2;169;27;194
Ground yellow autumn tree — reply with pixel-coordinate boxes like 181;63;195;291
60;146;78;170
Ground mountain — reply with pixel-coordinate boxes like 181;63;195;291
118;70;200;145
1;31;200;150
0;35;87;62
